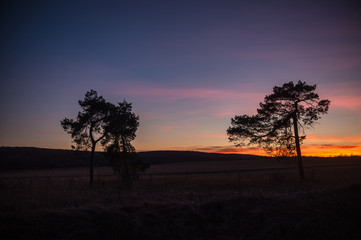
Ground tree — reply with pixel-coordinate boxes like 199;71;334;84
102;101;147;186
61;90;111;186
61;90;145;186
227;81;330;179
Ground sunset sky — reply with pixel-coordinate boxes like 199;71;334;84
1;0;361;156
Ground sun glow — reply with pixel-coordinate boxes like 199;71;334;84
188;144;361;157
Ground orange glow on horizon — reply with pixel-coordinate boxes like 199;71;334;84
203;148;361;157
145;143;361;157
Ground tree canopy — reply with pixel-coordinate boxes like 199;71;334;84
227;81;330;179
61;90;110;151
102;101;147;184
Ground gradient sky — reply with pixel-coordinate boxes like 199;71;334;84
1;0;361;156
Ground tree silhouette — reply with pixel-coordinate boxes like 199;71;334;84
102;101;147;185
227;81;330;179
61;90;145;186
61;90;111;185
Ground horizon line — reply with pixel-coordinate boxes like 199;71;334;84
1;146;360;158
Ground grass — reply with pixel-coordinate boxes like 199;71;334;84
1;163;361;239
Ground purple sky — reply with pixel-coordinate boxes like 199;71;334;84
1;0;361;155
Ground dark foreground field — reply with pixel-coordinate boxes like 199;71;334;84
1;163;361;240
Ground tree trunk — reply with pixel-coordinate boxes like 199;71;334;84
89;144;96;186
293;111;305;180
121;136;131;183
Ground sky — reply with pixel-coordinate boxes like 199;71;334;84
1;0;361;156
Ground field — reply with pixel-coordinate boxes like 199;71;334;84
1;156;361;239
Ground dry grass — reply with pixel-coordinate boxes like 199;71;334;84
1;164;361;239
1;166;360;208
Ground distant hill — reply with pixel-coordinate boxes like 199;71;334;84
0;147;107;170
0;147;266;171
139;150;266;164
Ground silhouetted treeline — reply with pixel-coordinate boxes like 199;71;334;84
2;147;359;171
0;147;267;171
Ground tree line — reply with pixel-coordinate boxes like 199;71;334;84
62;81;330;185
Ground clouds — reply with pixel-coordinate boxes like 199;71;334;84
188;143;361;157
301;144;361;156
192;145;264;155
319;81;361;111
113;84;259;102
1;0;360;157
306;135;361;145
